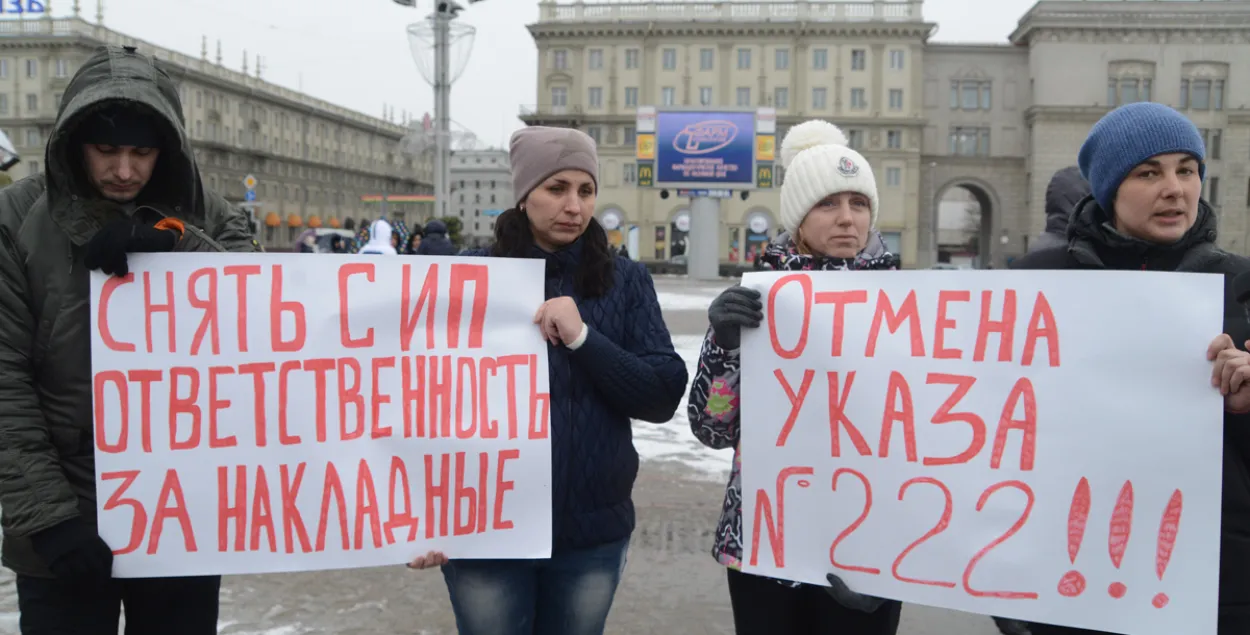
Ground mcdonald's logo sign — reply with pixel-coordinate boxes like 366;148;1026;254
756;163;773;189
637;162;655;187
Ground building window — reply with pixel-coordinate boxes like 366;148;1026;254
553;50;568;70
586;126;602;145
889;89;903;110
27;160;38;176
851;49;866;71
588;87;603;109
625;87;638;108
887;130;902;149
850;88;867;110
625;49;640;70
737;48;751;70
774;87;789;109
661;87;676;106
0;95;7;115
1200;128;1222;160
55;59;68;78
588;49;603;70
25;128;39;147
1205;176;1220;205
700;87;713;106
812;49;828;70
1107;77;1152;106
551;87;568;107
700;48;714;71
847;129;864;149
775;48;789;71
623;163;637;184
1181;78;1224;111
736;87;751;107
624;126;636;146
812;87;827;110
662;48;677;71
25;94;36;113
951;80;991;110
889;50;905;70
0;60;8;78
25;59;36;78
886;167;902;187
949;126;991;157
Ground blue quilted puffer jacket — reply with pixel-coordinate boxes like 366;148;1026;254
464;238;688;551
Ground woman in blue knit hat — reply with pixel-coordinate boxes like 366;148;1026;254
1013;102;1250;635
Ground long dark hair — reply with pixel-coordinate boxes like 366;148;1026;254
490;207;616;298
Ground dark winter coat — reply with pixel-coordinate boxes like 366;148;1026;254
1012;196;1250;627
463;238;688;551
1030;166;1090;253
416;219;457;256
0;45;261;577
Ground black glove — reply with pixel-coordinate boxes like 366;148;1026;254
825;573;888;613
30;517;114;584
84;219;179;277
707;285;762;350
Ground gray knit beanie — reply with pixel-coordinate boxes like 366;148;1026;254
510;126;598;206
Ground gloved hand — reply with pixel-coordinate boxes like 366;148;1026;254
29;517;114;584
707;285;762;350
84;219;179;277
826;573;888;613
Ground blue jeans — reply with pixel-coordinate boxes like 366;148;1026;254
441;537;630;635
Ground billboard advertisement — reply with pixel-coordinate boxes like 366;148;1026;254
654;111;756;189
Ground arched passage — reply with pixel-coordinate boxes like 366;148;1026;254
933;178;1000;269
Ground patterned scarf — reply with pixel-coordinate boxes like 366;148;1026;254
757;230;900;272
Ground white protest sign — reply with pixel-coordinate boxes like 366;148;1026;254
740;270;1224;635
90;253;551;577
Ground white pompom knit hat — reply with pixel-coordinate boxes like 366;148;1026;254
779;120;879;236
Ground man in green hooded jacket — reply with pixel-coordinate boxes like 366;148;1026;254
0;45;261;633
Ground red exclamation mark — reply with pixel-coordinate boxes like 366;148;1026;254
1058;477;1090;597
1153;489;1183;609
1107;480;1134;599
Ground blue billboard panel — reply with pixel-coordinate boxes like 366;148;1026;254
655;111;755;188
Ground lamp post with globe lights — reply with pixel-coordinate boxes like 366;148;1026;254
393;0;483;220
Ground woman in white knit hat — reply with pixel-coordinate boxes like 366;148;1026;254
685;120;903;634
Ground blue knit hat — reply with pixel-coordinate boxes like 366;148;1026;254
1077;102;1205;213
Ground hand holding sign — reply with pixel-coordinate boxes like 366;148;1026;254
1206;334;1250;412
534;297;584;347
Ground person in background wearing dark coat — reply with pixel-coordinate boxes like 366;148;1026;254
1012;102;1250;635
403;224;423;254
415;218;457;255
1029;165;1090;253
407;126;688;635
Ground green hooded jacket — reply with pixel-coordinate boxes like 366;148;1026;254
0;45;261;577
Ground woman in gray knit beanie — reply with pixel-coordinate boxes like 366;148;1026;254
408;126;689;635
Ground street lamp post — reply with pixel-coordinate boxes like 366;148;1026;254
396;0;482;221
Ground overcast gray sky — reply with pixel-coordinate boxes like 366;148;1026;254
49;0;1040;149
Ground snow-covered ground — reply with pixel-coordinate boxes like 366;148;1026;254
630;334;733;483
627;288;735;483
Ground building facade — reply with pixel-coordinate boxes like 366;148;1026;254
451;148;511;246
523;0;1250;268
0;13;433;250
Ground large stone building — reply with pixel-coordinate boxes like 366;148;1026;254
0;11;433;250
451;147;511;246
523;0;1250;268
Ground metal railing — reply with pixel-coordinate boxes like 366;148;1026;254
536;0;924;23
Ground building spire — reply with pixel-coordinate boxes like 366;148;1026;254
242;50;248;75
73;0;80;17
255;55;263;79
215;40;222;65
201;35;207;60
95;0;103;24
